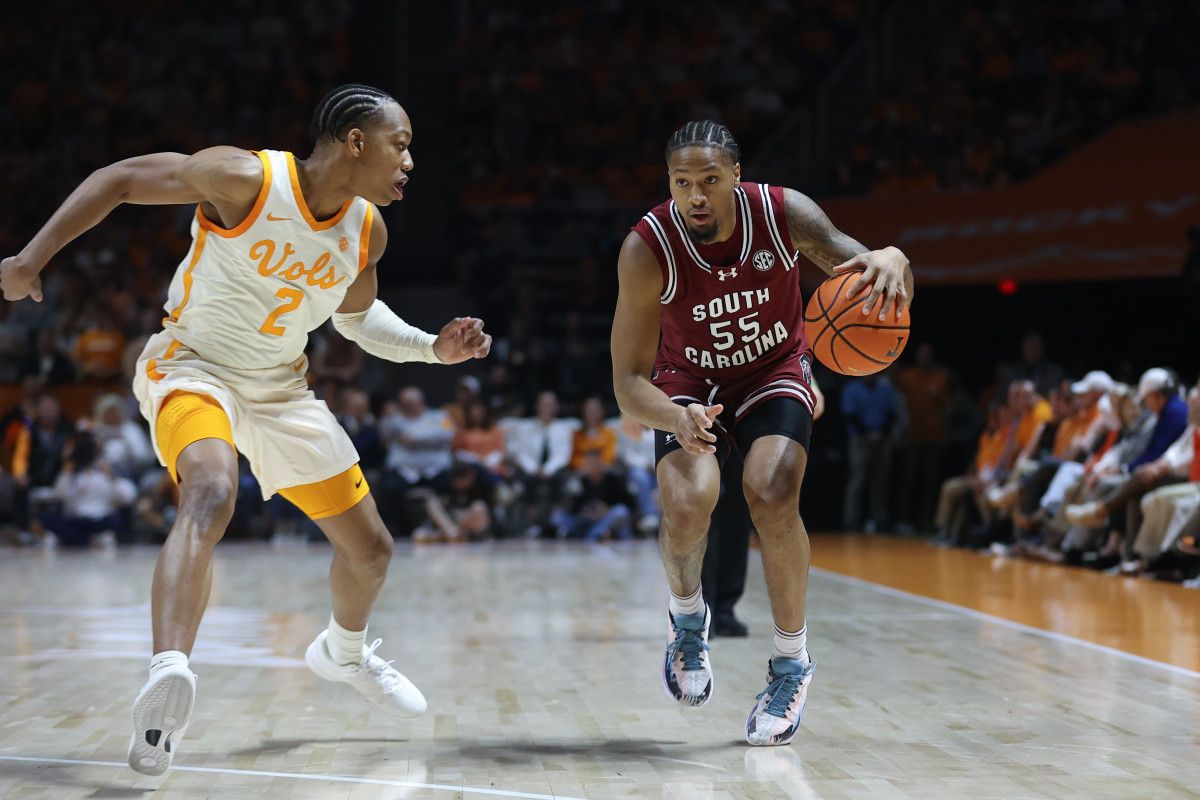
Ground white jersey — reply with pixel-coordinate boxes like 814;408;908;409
161;149;374;369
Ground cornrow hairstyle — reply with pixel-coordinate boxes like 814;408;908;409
309;83;395;145
665;120;741;165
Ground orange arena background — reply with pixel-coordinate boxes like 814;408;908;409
820;112;1200;285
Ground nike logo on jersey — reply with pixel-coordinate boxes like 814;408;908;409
266;213;291;222
355;477;363;489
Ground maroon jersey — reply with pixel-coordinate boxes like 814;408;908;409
632;182;811;382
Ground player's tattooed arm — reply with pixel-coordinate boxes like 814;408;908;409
783;187;913;321
783;188;867;276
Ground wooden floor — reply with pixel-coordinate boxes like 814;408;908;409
0;536;1197;799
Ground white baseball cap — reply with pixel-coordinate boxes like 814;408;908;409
1135;368;1172;403
1070;370;1116;395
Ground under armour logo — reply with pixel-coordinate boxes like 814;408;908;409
664;433;677;444
717;268;738;281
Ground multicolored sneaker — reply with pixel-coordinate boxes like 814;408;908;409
662;606;713;707
745;656;813;746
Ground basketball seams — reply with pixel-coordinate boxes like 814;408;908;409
804;271;907;374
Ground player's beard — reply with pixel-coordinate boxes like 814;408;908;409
686;219;720;244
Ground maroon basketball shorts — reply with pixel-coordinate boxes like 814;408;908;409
651;353;816;464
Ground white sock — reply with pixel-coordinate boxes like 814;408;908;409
669;585;705;618
325;615;367;666
773;625;811;667
149;650;188;677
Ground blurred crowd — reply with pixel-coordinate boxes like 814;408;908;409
449;1;1199;414
1;2;1196;595
4;279;1200;591
835;334;1200;587
0;354;662;548
830;0;1199;194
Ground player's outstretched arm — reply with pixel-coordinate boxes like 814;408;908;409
783;187;913;322
333;211;491;365
611;232;721;456
1;147;262;302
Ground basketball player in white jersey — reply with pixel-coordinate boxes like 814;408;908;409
0;84;491;776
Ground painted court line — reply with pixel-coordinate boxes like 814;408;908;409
0;755;586;800
811;567;1200;681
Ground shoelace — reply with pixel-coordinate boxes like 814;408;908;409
667;627;709;672
357;638;403;691
758;670;806;718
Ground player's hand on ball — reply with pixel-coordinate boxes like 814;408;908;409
674;402;723;456
0;255;44;302
433;317;492;364
834;246;912;322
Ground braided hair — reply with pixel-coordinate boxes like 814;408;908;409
665;120;741;165
309;83;396;145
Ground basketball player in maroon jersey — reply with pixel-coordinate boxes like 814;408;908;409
611;121;913;745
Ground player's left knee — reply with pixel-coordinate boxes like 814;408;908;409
743;474;802;521
349;520;393;572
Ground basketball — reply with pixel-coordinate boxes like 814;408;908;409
804;271;910;376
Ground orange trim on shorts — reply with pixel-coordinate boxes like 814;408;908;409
278;464;369;520
145;339;183;382
357;203;374;273
285;152;352;231
155;391;235;483
195;150;273;239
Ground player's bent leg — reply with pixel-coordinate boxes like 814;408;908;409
657;449;721;707
742;434;810;631
293;475;426;718
742;432;814;746
133;392;237;776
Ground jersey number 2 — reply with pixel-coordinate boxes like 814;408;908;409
260;288;305;336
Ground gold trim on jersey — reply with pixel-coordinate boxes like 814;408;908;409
285;152;353;231
195;150;273;239
164;231;208;325
357;204;374;273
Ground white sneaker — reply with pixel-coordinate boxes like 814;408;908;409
127;664;195;776
745;657;813;746
305;631;427;718
662;606;713;707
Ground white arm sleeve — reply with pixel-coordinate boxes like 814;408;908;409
332;299;441;364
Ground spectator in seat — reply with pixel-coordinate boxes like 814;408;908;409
43;431;136;547
452;398;507;478
507;390;575;536
72;305;126;380
570;395;617;471
380;386;454;488
553;451;634;541
90;393;154;479
412;461;493;543
615;414;659;534
338;388;384;476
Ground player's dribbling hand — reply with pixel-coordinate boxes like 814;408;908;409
433;316;492;364
0;255;44;302
833;245;912;322
674;402;723;456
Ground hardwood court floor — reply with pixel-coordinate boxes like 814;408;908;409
0;536;1197;799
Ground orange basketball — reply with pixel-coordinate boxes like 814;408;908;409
803;271;910;376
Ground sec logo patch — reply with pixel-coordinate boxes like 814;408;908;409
752;250;775;271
